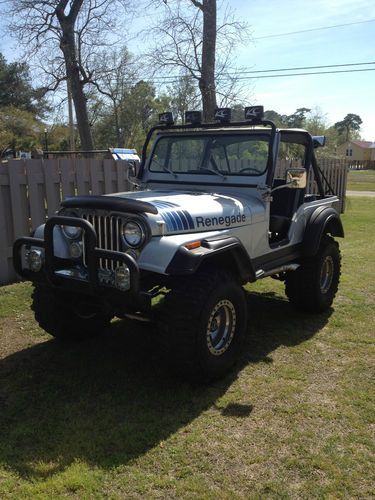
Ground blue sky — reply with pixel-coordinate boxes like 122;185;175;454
228;0;375;139
1;0;374;139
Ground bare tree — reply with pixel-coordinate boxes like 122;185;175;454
3;0;131;150
147;0;249;121
167;73;200;122
91;46;138;147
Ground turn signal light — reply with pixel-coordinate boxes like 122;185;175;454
185;241;201;250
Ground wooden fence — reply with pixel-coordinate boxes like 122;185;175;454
0;157;348;286
347;160;375;170
276;158;348;213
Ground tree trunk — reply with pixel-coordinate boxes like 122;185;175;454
199;0;217;122
59;22;94;151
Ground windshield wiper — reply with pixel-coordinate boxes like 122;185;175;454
199;167;226;178
151;159;178;177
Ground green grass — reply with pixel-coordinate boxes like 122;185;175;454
347;169;375;191
1;198;374;498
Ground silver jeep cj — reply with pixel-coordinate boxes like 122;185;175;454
14;106;343;381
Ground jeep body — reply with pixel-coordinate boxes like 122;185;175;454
14;107;344;380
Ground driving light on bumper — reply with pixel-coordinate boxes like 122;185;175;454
114;265;130;291
28;249;43;272
69;241;83;259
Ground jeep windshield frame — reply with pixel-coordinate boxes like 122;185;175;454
139;120;277;186
149;132;271;177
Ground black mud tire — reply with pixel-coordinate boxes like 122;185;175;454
31;284;112;340
159;270;248;382
285;235;341;312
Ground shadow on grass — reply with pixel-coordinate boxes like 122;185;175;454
0;290;331;478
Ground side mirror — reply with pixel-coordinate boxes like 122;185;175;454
286;168;307;189
126;160;139;179
312;136;326;148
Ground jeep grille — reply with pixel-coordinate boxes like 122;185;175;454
82;213;123;270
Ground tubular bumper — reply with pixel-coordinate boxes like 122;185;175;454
13;216;141;299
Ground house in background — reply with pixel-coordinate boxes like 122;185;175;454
337;140;373;161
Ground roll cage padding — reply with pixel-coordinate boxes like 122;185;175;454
165;236;256;283
303;206;344;257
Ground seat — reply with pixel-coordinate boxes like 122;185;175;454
269;179;305;243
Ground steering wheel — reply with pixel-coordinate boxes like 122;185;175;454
239;167;260;175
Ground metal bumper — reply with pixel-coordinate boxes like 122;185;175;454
13;216;141;300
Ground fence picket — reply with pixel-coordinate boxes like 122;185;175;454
0;164;16;283
26;160;46;230
103;160;118;194
43;159;61;217
90;160;105;195
76;159;91;196
8;160;29;238
60;159;76;200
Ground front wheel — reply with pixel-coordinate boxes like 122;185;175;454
31;285;112;340
159;270;248;382
285;235;341;312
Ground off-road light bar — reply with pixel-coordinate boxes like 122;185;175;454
244;106;264;122
185;111;202;125
159;112;174;126
214;108;231;123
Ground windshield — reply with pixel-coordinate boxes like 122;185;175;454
149;134;270;176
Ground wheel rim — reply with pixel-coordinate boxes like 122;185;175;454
206;299;236;356
320;255;334;294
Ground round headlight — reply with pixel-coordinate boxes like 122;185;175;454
62;225;83;240
122;221;145;248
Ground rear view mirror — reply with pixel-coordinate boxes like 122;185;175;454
286;168;307;189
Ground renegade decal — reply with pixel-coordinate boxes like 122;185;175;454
196;214;246;228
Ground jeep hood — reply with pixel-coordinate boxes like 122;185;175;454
112;190;263;235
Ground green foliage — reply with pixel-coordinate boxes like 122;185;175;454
0;53;48;117
283;107;311;128
334;113;362;143
264;107;345;157
47;124;72;151
0;106;43;154
93;81;167;152
167;74;200;123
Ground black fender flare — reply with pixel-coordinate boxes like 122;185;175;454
165;235;256;283
303;206;344;257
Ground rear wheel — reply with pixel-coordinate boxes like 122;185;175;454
285;235;341;312
32;284;112;340
159;270;248;382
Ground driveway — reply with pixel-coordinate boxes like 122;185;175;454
346;190;375;197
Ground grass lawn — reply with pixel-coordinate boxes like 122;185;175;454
0;198;374;498
347;169;375;191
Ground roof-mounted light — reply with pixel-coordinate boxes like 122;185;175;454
214;108;231;123
159;112;174;126
244;106;264;122
185;111;202;125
